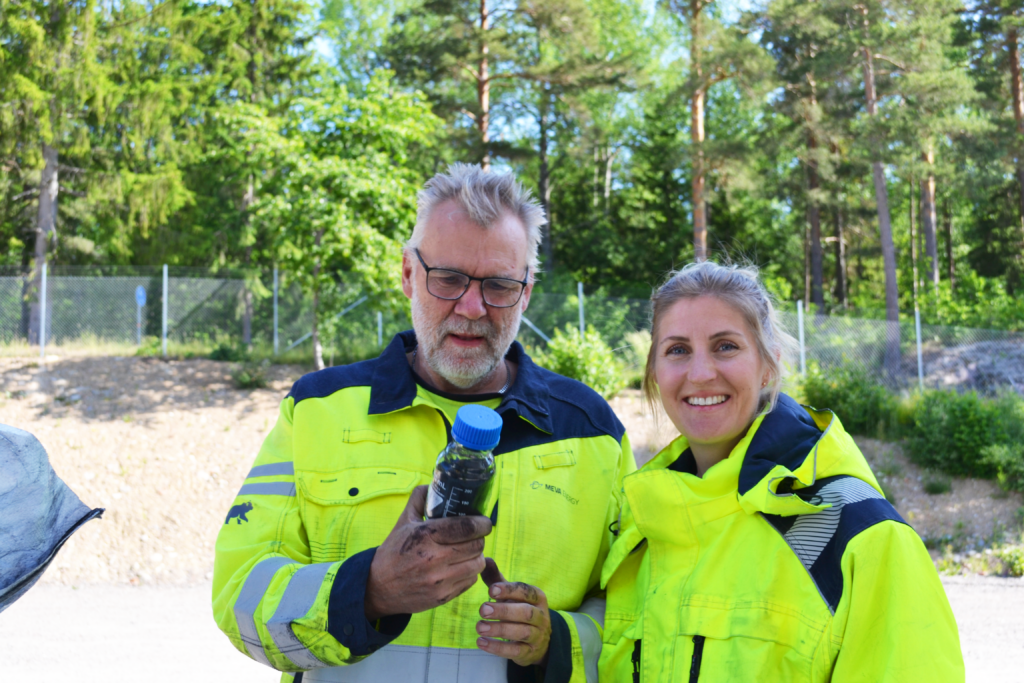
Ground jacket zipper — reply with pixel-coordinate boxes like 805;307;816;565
689;635;705;683
631;639;642;683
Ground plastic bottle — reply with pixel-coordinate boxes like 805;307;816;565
425;404;502;519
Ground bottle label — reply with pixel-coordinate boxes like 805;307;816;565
425;465;491;518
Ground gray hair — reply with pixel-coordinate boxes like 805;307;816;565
405;163;546;274
643;261;797;414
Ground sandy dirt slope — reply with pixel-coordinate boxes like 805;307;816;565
0;355;304;586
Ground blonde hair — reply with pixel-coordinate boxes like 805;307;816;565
642;261;797;414
405;162;546;274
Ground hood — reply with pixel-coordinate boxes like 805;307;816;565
0;424;103;613
638;394;880;517
601;394;880;589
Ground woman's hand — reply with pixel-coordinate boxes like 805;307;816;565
476;558;552;667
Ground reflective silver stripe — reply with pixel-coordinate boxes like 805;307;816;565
303;644;507;683
569;608;603;683
234;556;298;666
267;562;332;670
576;596;606;629
247;462;295;479
784;477;881;569
238;482;296;497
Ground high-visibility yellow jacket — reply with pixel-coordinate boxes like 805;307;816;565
599;394;964;683
213;331;635;683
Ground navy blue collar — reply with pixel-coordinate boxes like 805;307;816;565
368;330;554;434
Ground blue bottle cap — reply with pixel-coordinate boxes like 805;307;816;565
452;405;502;452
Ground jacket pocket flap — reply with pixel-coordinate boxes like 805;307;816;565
298;467;421;505
534;450;576;469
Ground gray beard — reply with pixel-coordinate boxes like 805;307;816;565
411;299;522;389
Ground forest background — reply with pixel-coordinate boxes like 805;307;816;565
4;0;1024;366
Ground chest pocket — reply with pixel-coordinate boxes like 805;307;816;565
298;467;424;563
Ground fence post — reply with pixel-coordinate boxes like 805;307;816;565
273;267;279;356
162;264;168;357
915;307;924;392
797;300;806;374
578;282;585;334
39;262;47;359
377;311;383;347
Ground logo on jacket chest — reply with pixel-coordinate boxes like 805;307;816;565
530;480;579;505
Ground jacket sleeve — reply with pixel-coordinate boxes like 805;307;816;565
538;432;637;683
212;396;408;672
830;520;965;683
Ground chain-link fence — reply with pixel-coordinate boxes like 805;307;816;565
2;266;1022;396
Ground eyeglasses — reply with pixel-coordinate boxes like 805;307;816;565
414;249;529;308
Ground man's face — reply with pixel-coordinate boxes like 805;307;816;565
402;199;533;390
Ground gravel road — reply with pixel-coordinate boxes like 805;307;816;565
0;576;1021;682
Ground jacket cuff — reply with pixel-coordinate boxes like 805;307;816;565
326;547;411;656
506;609;572;683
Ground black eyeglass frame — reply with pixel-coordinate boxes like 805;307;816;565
414;248;529;308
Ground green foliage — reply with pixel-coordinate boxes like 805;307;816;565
923;474;952;495
904;390;1013;477
802;363;898;438
232;359;270;389
981;443;1024;493
533;325;623;399
994;544;1024;577
209;343;249;363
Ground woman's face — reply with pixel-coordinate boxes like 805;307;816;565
654;296;768;454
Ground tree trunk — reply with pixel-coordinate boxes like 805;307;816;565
691;0;707;262
604;147;615;216
1008;28;1024;223
478;0;491;171
311;228;326;371
863;43;901;380
909;176;919;307
29;143;58;346
834;206;848;307
921;149;939;290
944;204;955;292
242;177;255;347
807;134;824;314
538;92;553;266
592;147;600;208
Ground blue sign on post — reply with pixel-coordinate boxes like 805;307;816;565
135;286;146;346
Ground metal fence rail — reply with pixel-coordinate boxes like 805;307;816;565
1;266;1022;396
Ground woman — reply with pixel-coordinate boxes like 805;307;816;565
599;262;964;682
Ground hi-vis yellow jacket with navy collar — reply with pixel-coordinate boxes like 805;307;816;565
599;394;964;683
213;330;635;683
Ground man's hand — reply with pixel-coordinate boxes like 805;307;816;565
365;485;492;620
476;558;552;667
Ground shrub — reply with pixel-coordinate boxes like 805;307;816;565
533;325;623;399
210;343;250;362
620;329;651;390
923;474;952;495
233;359;270;389
904;390;1008;477
802;363;897;438
981;443;1024;492
995;544;1024;577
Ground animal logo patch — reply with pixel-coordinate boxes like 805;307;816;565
225;501;253;525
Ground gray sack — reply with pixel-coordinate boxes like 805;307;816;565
0;423;103;613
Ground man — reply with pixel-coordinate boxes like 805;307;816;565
213;163;634;683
